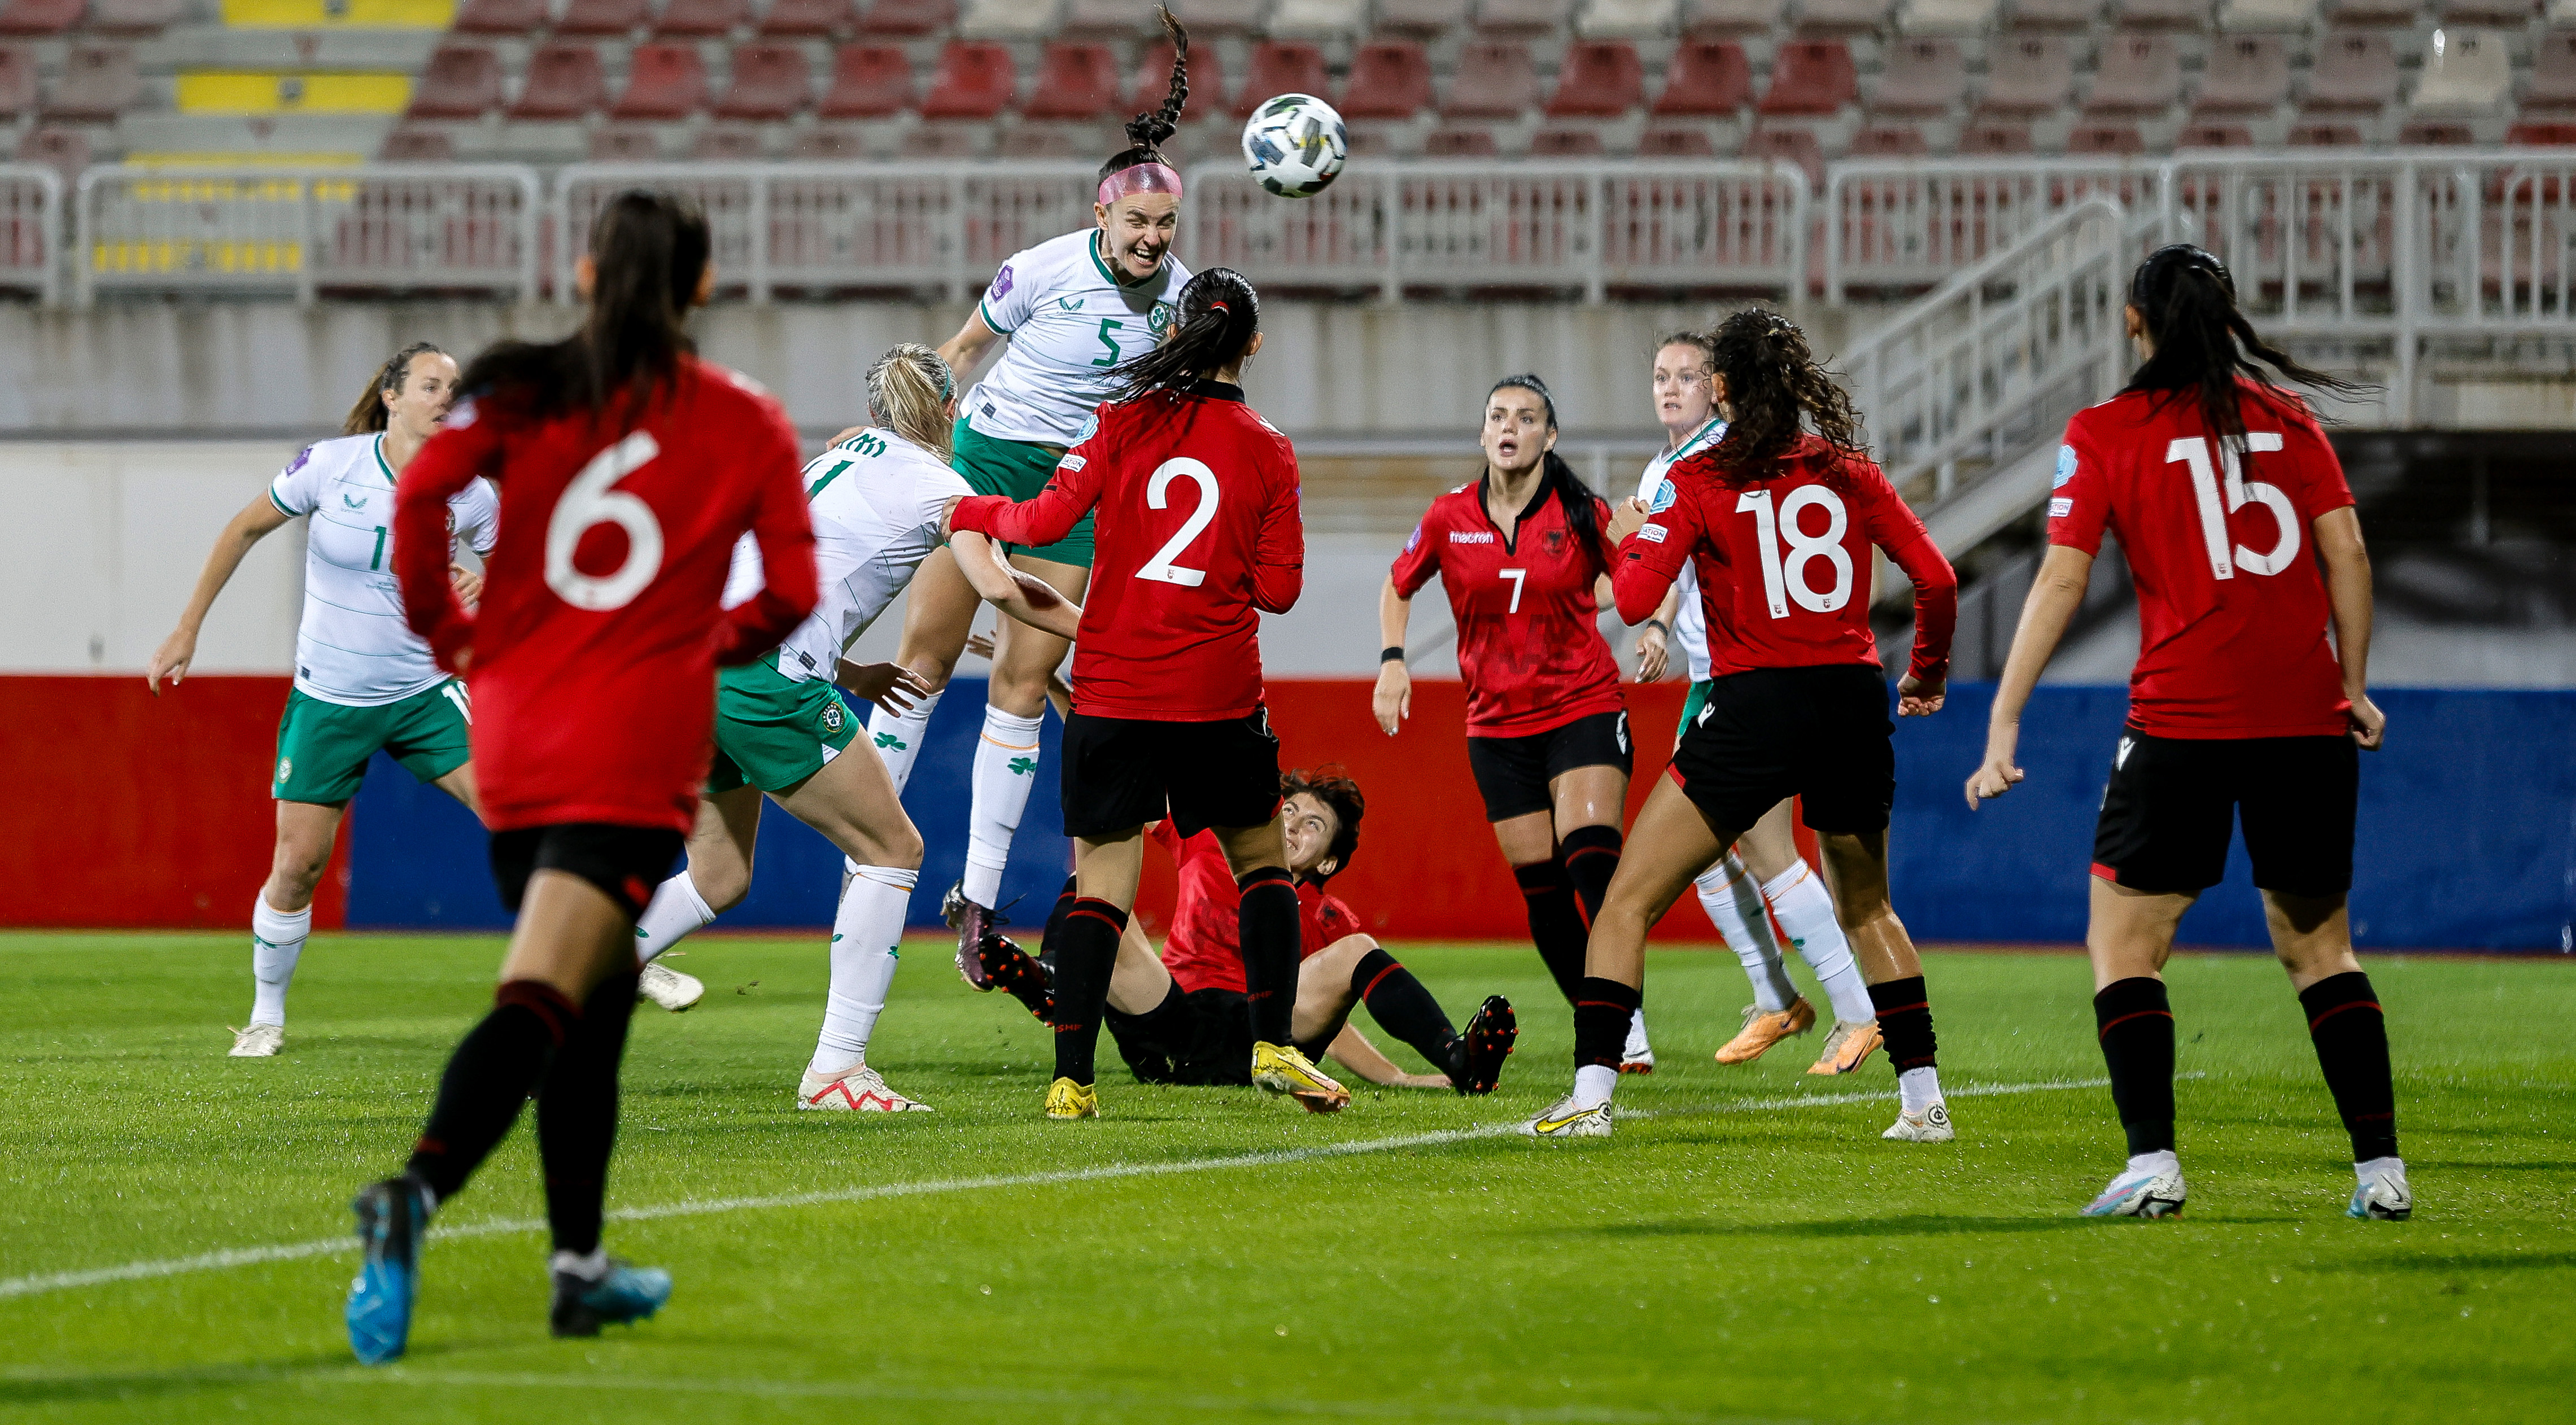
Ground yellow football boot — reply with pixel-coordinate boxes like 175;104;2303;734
1250;1041;1350;1113
1805;1019;1883;1076
1712;997;1817;1065
1044;1077;1099;1120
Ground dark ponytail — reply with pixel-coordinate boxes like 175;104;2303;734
1099;6;1188;179
1703;308;1866;480
342;340;446;436
456;189;711;427
1114;266;1259;400
1486;374;1603;554
2125;243;2371;449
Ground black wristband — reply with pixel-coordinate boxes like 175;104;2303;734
1642;619;1669;636
1380;646;1407;665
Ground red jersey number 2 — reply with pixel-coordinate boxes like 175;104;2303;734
1736;486;1854;618
545;431;665;611
1138;457;1220;587
2167;434;2299;580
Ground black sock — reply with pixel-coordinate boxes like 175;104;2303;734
1558;825;1623;929
1048;898;1125;1086
1512;860;1588;1007
2094;976;2176;1157
1235;865;1300;1047
1352;947;1462;1078
1573;976;1641;1071
1869;975;1938;1074
1037;874;1076;971
535;971;638;1257
405;980;575;1205
2299;971;2398;1162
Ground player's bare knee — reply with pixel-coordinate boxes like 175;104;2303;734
696;863;752;913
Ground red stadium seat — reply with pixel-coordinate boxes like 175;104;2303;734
856;0;955;34
88;0;182;35
1957;119;2033;152
1423;125;1500;155
2084;32;2180;113
713;42;810;117
1130;38;1222;117
1442;42;1537;119
2193;35;2288;114
1977;33;2072;114
2065;120;2145;152
1637;123;1718;154
2302;31;2398;113
918;40;1016;119
1529;125;1606;153
612;43;709;117
1651;39;1750;115
2115;0;2204;25
1376;0;1471;34
381;127;458;160
508;43;609;119
2177;121;2254;146
1478;0;1574;35
1850;121;1928;154
2286;119;2363;143
16;124;88;185
692;124;767;158
1544;41;1644;117
1231;41;1320;119
1744;125;1824;184
43;45;139;120
2398;118;2474;144
2508;119;2576;143
760;0;857;34
794;125;869;156
2526;30;2576;111
453;0;549;34
1023;41;1120;120
1338;41;1432;120
0;45;34;115
558;0;650;34
0;0;81;37
1756;40;1856;115
658;0;751;34
590;124;662;159
819;42;911;116
2439;0;2535;23
1870;37;1964;115
409;45;505;120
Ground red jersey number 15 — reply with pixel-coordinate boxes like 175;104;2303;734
2167;434;2298;580
1736;486;1854;619
1138;457;1219;588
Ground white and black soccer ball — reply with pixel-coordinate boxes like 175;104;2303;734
1241;93;1348;199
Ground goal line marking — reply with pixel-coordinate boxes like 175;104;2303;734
0;1074;2129;1303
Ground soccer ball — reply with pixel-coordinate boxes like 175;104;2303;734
1241;93;1348;199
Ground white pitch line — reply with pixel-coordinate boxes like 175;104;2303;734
0;1074;2129;1303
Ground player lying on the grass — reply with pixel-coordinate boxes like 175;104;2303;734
348;190;817;1361
981;769;1518;1094
148;342;495;1060
944;265;1350;1120
1968;243;2407;1223
1526;309;1958;1143
1632;330;1883;1075
617;343;1081;1114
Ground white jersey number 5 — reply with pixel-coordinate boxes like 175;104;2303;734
1736;486;1853;618
1137;457;1220;588
546;431;665;611
2167;434;2295;579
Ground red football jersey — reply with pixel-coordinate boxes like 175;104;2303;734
1389;478;1625;738
1619;434;1955;683
950;381;1300;721
2051;380;2355;738
393;357;818;834
1150;821;1360;995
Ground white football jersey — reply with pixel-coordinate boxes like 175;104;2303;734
1635;415;1727;685
267;432;498;707
964;228;1190;447
722;426;973;683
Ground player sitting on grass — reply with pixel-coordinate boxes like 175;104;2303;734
981;768;1517;1095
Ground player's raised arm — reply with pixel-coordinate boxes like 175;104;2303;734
945;420;1107;552
951;526;1082;641
1608;483;1696;624
392;403;501;671
711;408;820;667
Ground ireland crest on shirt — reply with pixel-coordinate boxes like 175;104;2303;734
1148;303;1175;335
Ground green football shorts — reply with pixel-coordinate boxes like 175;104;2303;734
271;680;473;805
1676;679;1713;753
953;416;1093;570
707;659;862;795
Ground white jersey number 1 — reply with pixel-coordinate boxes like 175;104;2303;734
545;431;665;611
1137;457;1220;588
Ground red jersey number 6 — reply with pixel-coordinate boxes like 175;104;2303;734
545;430;666;611
1137;456;1220;588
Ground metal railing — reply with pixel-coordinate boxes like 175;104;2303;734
75;164;542;304
0;164;62;304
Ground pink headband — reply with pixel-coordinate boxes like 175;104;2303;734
1098;161;1184;207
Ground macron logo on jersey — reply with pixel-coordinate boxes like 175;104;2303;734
1449;530;1495;545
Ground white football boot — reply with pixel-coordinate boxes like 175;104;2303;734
228;1024;283;1057
637;963;704;1012
1883;1099;1954;1142
2348;1159;2412;1221
2082;1154;2187;1218
797;1061;933;1113
1521;1093;1613;1138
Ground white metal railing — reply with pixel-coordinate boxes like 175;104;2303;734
1826;157;2167;300
76;164;541;304
0;163;61;304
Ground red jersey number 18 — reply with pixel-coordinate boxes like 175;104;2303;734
1138;457;1219;588
2167;434;2298;580
1736;486;1854;619
545;431;666;611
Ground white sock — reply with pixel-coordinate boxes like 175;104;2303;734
549;1247;609;1282
2356;1155;2404;1185
1762;862;1875;1025
865;687;941;798
1696;855;1793;1012
1573;1063;1620;1109
811;864;919;1074
249;894;311;1028
632;871;716;967
963;705;1044;907
1898;1065;1942;1114
2129;1148;2181;1178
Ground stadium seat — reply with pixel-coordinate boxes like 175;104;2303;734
612;43;710;118
2010;0;2097;25
1545;41;1644;116
2286;117;2363;142
1376;0;1472;33
16;125;88;185
1797;0;1889;30
919;40;1017;118
2066;120;2145;151
2410;28;2512;115
1898;0;1997;32
508;43;610;119
88;0;182;35
2177;119;2254;144
1268;0;1366;33
2440;0;2535;23
590;124;662;159
1529;124;1606;152
2524;30;2576;111
1023;41;1120;119
2302;32;2398;113
713;42;811;117
958;0;1062;38
1577;0;1678;36
1062;0;1153;33
2115;0;2205;25
1233;41;1321;117
559;0;652;35
2216;0;2312;27
2321;0;2415;23
409;45;505;120
1757;40;1856;115
1679;0;1782;33
1443;42;1538;118
1479;0;1577;34
0;0;80;37
760;0;859;33
1957;118;2033;150
1744;125;1824;184
2085;32;2180;113
2507;118;2576;142
693;124;769;157
795;125;869;155
819;42;911;115
1850;120;1929;152
1652;38;1750;114
2399;117;2475;142
857;0;959;35
1338;41;1433;120
1424;124;1500;154
42;44;137;120
381;127;459;160
1979;33;2072;114
2552;0;2576;24
454;0;551;34
1871;37;1964;115
2193;34;2288;113
0;47;32;116
1129;37;1220;117
661;0;752;33
1638;122;1718;152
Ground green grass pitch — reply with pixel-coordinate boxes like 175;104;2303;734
2;931;2571;1424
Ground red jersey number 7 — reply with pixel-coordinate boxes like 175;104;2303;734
1138;457;1220;588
